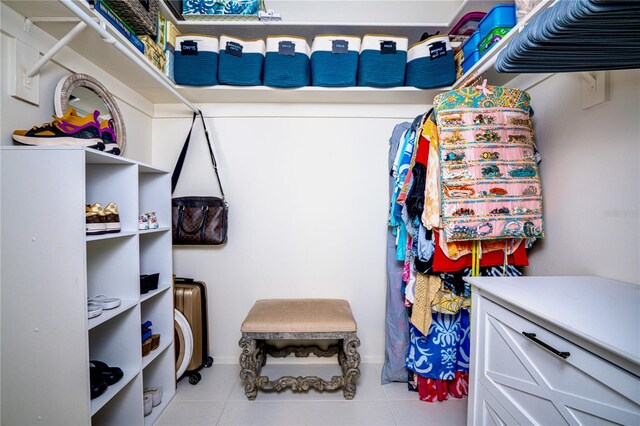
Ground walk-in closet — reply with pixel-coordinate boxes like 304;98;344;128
1;0;638;425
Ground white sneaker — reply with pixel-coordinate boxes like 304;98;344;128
143;393;153;416
87;295;121;310
144;386;163;407
88;303;103;319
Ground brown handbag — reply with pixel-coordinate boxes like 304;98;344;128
171;111;228;245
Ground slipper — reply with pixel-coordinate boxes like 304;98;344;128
90;360;124;386
88;303;103;319
87;295;121;310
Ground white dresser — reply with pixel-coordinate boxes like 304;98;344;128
464;276;640;425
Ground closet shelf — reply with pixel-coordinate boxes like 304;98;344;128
174;85;452;104
90;368;138;416
5;0;554;107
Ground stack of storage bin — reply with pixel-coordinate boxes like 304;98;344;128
461;30;482;73
478;4;516;56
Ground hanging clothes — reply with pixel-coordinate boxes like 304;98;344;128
382;122;412;385
405;309;470;381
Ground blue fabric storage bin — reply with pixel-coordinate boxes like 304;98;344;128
311;35;361;87
358;35;408;87
174;35;219;86
405;35;456;89
218;35;265;86
263;36;310;88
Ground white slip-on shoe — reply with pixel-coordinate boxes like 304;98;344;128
88;303;103;319
87;295;121;310
144;386;163;407
143;393;153;416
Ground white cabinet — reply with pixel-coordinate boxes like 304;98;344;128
465;276;640;426
0;146;175;425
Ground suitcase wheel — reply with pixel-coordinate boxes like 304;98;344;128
204;356;213;368
188;372;202;385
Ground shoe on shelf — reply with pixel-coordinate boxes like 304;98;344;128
99;118;121;156
143;393;153;416
87;295;121;310
86;203;107;235
89;366;108;399
88;303;103;319
147;212;159;229
90;360;124;386
144;386;163;407
12;108;104;149
139;213;150;230
103;202;121;233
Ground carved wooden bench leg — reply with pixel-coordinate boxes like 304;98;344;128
340;332;361;400
239;335;260;400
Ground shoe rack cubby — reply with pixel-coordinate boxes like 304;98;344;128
0;146;176;425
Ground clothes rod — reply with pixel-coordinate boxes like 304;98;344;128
58;0;198;113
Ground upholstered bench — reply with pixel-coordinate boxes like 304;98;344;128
239;299;361;400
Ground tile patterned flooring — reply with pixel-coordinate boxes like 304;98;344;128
156;363;467;425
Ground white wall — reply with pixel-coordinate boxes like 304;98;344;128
524;70;640;284
153;104;425;363
0;4;154;163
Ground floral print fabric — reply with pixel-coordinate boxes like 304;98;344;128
405;309;470;380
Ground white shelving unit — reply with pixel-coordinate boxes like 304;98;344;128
2;0;554;106
0;146;175;425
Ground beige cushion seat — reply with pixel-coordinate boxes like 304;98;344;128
241;299;357;333
238;298;361;400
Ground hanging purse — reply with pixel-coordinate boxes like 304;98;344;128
171;111;228;245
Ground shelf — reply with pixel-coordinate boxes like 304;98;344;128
88;298;138;330
164;0;499;42
3;0;555;107
139;226;171;235
86;230;137;242
172;84;450;104
90;368;139;416
452;0;555;88
140;284;172;303
143;337;173;369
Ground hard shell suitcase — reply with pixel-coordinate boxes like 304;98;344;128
174;278;213;385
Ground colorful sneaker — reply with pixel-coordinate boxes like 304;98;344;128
86;203;107;235
99;118;120;155
104;202;121;233
12;108;104;149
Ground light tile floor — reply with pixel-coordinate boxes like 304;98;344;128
156;363;467;425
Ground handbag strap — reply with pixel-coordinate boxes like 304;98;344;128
171;110;226;200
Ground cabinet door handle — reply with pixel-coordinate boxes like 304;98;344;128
522;332;571;359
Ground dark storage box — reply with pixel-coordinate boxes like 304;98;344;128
140;273;160;294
